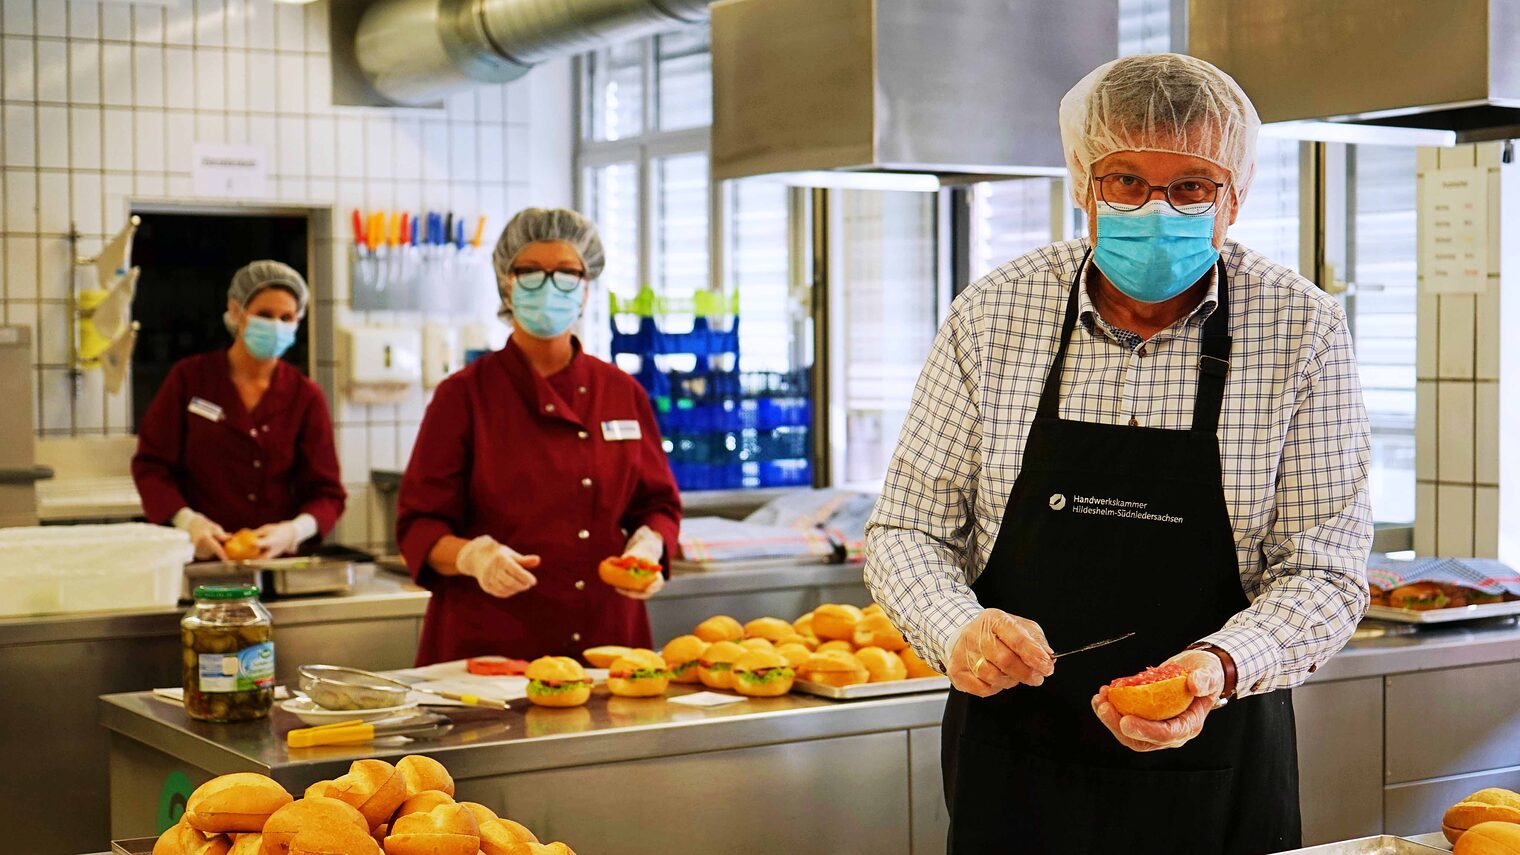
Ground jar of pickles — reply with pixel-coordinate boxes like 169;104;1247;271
181;585;275;722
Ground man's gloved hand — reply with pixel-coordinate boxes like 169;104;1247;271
457;535;540;599
946;608;1055;697
1091;648;1226;752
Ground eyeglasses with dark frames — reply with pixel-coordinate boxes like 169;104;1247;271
1093;173;1227;215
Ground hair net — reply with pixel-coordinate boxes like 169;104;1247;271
224;260;308;334
1058;53;1261;207
492;208;606;318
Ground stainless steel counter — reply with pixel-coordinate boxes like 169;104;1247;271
1309;620;1520;683
102;685;950;855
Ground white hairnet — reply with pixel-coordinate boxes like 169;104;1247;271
1058;53;1261;207
492;208;606;318
223;260;308;335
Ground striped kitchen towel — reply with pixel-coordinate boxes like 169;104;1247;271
1367;555;1520;595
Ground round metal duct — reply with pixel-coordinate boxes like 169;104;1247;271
356;0;710;106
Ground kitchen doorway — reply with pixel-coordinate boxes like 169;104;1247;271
128;209;313;429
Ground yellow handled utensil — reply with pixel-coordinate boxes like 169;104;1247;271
425;689;511;710
288;722;378;748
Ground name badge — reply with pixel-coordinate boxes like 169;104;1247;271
601;419;642;442
187;397;225;423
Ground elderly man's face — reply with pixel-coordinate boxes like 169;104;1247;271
1085;150;1239;250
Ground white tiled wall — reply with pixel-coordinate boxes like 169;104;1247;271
0;0;574;550
1414;144;1503;559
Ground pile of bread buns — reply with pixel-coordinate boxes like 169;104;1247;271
152;754;575;855
1445;788;1520;853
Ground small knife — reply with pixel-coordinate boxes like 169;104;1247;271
1054;632;1135;659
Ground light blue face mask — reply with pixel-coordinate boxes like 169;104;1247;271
242;315;298;361
512;278;584;339
1092;200;1220;303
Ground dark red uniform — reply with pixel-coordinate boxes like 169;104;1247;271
397;338;681;665
132;349;346;536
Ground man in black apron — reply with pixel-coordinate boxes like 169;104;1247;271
864;53;1371;855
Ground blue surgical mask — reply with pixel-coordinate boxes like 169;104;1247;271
243;315;298;361
512;280;583;339
1092;200;1220;303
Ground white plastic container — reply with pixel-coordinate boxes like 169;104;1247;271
0;523;193;617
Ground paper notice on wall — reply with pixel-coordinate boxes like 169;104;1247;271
1420;167;1489;294
192;143;269;199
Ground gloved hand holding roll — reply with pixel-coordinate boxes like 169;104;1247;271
173;508;229;561
1091;647;1226;752
457;535;539;599
611;525;665;601
946;608;1055;697
254;513;318;558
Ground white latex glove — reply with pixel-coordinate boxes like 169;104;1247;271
254;514;317;559
173;508;229;561
1091;648;1227;752
615;526;666;601
946;608;1055;698
457;535;540;599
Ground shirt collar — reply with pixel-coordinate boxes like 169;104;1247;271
501;335;589;426
1074;244;1221;340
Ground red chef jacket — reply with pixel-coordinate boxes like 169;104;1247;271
132;349;347;538
397;336;682;665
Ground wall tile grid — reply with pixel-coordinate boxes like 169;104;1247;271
1413;143;1504;559
0;0;574;551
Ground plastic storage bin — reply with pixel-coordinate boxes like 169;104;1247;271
0;523;193;617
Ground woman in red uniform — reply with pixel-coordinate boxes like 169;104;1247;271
397;208;681;665
133;261;346;560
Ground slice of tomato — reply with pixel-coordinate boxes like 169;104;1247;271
468;655;530;676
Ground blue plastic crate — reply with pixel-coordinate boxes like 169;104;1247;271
669;461;746;491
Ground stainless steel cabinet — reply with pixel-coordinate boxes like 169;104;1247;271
1294;678;1384;845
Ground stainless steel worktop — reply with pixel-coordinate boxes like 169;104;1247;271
100;683;946;783
1309;619;1520;683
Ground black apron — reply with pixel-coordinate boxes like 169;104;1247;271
941;252;1300;855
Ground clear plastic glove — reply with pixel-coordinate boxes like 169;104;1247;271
254;519;303;559
1091;648;1226;752
946;608;1055;698
174;509;228;561
615;525;666;601
457;535;540;599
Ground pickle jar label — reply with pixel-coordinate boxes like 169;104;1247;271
197;642;275;692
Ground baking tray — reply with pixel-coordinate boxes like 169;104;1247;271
1275;835;1447;854
792;675;949;699
1366;600;1520;623
111;838;155;854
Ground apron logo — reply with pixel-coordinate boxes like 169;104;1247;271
1048;494;1068;511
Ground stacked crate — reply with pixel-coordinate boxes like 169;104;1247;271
610;287;812;490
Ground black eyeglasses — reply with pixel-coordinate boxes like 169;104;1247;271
513;269;586;293
1093;173;1226;215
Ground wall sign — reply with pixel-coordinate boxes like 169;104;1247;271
1420;166;1489;295
191;143;269;199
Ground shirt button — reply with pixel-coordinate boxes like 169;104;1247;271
252;460;262;469
578;431;589;440
247;493;257;502
1308;662;1318;673
571;632;581;642
261;425;269;433
581;477;592;488
577;529;590;540
1137;346;1147;357
577;386;587;395
249;429;258;438
1252;680;1265;693
574;580;586;590
545;404;556;413
1128;417;1139;427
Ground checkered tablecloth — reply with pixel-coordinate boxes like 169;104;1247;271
1366;555;1520;595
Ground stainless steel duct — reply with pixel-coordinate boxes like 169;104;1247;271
355;0;710;107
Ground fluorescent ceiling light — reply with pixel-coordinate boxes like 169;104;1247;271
1260;120;1457;147
752;171;943;193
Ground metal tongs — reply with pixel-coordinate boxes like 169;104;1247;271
287;711;453;748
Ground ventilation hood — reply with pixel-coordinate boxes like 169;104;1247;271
709;0;1117;184
1190;0;1520;146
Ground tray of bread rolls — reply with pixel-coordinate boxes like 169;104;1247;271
1367;556;1520;624
792;674;950;699
1276;835;1446;853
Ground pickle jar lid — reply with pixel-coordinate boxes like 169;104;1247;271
193;584;260;600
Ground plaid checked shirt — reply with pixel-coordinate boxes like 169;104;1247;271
864;239;1372;699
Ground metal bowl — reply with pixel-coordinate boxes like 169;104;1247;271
297;664;411;711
